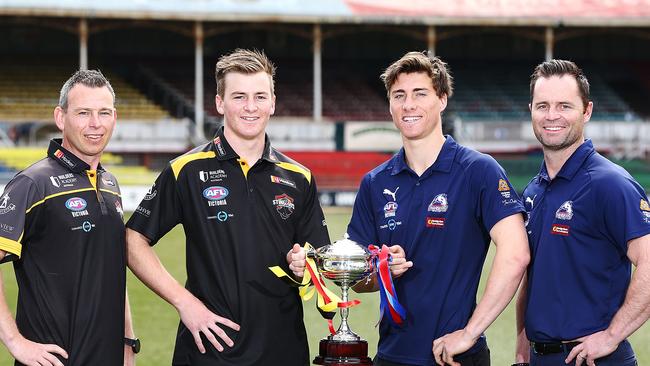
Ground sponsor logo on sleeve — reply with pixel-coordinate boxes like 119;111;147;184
115;200;124;219
499;179;512;198
65;197;89;217
273;193;295;220
551;224;570;236
383;201;398;218
555;201;573;220
0;223;14;233
143;183;157;201
641;199;650;212
0;194;16;215
428;193;448;213
270;175;297;189
426;217;445;228
102;177;115;187
135;206;151;217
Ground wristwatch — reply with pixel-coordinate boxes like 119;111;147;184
124;337;141;354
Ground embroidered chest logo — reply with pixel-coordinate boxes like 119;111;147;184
199;170;228;183
273;193;295;220
203;186;228;207
382;187;399;201
65;197;89;217
0;194;16;215
555;201;573;220
428;193;448;213
384;201;398;218
271;175;297;189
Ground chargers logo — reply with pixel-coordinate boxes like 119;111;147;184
555;201;573;220
428;193;448;213
65;197;87;211
203;186;229;201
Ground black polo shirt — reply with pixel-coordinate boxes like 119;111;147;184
0;139;126;366
127;127;330;366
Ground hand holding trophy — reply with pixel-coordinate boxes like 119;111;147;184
270;236;406;366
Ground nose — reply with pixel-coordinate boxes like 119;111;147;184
88;111;100;127
402;95;416;111
546;106;561;120
244;98;257;113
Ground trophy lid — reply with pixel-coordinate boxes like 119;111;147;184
315;236;371;260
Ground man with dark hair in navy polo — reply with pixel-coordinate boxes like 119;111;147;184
342;51;531;366
514;60;650;366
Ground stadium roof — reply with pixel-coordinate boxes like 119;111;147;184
1;0;650;26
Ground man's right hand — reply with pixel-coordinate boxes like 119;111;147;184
177;295;240;354
7;336;68;366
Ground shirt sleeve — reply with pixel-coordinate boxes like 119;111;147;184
126;165;181;246
0;174;41;260
470;155;526;233
599;174;650;251
346;174;379;247
294;176;331;249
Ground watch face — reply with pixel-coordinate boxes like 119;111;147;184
133;338;141;354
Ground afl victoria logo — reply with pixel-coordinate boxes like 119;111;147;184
203;186;229;201
65;197;87;211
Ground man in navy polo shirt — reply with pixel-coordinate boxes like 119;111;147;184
344;51;530;366
514;60;650;366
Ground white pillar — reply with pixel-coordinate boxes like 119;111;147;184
545;27;554;61
194;21;205;141
313;24;323;122
427;25;436;56
79;18;88;70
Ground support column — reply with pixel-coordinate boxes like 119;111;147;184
313;24;323;122
79;18;88;70
427;25;436;56
545;26;554;61
194;21;205;141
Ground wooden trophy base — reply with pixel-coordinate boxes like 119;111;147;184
313;338;373;365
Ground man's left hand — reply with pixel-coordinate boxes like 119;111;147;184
432;328;478;366
566;330;618;366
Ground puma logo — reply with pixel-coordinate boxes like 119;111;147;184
383;187;399;201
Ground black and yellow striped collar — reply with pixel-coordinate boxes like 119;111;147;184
211;126;278;163
47;139;105;174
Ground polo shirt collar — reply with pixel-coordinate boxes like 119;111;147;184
211;126;278;163
390;135;458;176
47;138;94;173
538;139;595;183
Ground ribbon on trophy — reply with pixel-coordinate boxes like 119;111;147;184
368;244;407;325
269;242;360;335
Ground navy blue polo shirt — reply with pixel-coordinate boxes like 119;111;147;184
347;136;525;365
523;139;650;343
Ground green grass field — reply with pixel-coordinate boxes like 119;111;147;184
1;207;649;365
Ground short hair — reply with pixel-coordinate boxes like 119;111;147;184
530;59;590;110
380;51;453;99
215;48;276;97
59;69;115;111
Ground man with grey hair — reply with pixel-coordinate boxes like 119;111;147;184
0;70;136;365
126;48;329;365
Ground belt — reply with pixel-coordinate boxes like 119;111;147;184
530;341;580;355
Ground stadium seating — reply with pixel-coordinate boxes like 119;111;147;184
0;62;171;123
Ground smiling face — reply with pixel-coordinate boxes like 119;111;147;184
530;74;592;152
54;84;116;167
389;72;447;142
216;71;275;142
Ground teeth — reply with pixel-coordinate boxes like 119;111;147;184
403;116;420;122
242;117;257;121
545;127;562;131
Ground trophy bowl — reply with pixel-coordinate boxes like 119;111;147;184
307;237;375;366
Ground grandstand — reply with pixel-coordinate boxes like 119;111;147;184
0;0;649;194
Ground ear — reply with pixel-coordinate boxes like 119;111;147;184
270;94;276;116
439;94;448;112
215;94;224;115
583;101;593;124
528;103;532;112
54;106;65;132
